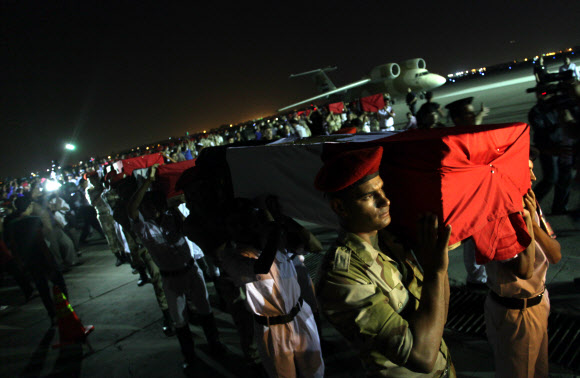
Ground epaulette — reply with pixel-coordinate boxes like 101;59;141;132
333;246;352;272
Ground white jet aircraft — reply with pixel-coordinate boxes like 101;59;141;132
278;58;446;112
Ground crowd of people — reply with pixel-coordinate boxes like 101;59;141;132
1;55;579;377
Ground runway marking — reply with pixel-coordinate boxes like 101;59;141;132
437;75;536;99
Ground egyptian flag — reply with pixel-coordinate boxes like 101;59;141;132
360;93;385;112
328;102;344;114
157;159;197;198
116;153;165;176
221;122;531;263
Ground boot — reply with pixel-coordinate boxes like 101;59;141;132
136;266;150;287
127;250;139;274
162;309;175;337
175;326;196;370
114;252;125;267
200;313;228;355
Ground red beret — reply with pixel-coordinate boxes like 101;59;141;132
83;171;98;180
314;146;383;193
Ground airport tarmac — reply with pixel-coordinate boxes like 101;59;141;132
392;55;579;129
1;66;580;377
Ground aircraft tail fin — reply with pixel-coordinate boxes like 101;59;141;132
289;67;337;93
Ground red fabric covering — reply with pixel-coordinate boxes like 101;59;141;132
328;102;344;114
315;146;382;193
157;159;197;198
360;94;385;113
321;122;531;262
119;153;165;176
104;171;115;183
109;172;128;184
297;110;312;117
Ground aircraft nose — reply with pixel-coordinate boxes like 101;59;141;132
432;74;446;86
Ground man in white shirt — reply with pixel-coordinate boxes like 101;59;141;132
128;164;226;372
378;99;395;131
559;56;579;81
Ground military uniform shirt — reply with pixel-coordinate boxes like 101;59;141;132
317;230;449;377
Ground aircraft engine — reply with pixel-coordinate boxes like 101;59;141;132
400;58;426;71
369;63;400;80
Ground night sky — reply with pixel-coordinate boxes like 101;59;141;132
2;1;579;177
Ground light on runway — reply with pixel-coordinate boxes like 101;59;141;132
436;75;536;99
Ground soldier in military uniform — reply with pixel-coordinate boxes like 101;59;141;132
86;172;125;266
315;146;455;377
106;171;174;336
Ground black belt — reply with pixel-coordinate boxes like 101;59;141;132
159;258;195;277
254;297;303;326
490;290;544;309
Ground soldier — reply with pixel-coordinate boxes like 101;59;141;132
107;171;174;336
218;198;324;377
176;154;262;373
315;146;455;377
85;172;126;267
483;155;561;377
128;164;226;372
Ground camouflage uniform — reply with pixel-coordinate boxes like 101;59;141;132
105;189;168;312
121;216;168;312
89;187;122;255
317;230;452;377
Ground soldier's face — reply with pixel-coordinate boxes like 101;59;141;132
333;175;391;233
529;160;537;183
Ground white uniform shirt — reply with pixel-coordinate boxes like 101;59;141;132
177;203;204;260
560;62;580;80
220;247;301;317
49;197;70;228
378;107;395;130
132;211;192;271
294;124;309;138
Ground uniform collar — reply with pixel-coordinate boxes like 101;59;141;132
338;228;411;266
338;229;393;266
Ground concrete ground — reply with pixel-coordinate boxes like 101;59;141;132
2;63;580;377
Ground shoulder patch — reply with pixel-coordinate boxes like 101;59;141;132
333;246;352;272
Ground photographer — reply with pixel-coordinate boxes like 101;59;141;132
528;73;579;215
